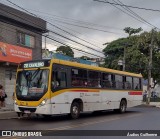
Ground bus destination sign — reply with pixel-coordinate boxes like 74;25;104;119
23;62;45;68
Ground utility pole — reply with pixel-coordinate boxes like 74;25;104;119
123;45;126;71
44;33;49;49
147;29;155;105
45;35;47;49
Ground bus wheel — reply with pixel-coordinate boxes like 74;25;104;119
119;99;127;113
43;115;52;118
70;102;80;119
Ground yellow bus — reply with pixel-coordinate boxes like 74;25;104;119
14;59;143;119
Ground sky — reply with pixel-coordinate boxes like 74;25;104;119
1;0;160;58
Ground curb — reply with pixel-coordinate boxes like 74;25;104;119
0;117;18;120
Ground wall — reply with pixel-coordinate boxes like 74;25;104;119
0;22;42;60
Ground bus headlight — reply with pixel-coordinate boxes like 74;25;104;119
39;99;47;106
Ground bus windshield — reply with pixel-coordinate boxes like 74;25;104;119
16;69;49;101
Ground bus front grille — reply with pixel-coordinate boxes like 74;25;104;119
18;107;36;112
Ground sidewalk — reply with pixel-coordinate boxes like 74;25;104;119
139;102;160;108
0;107;17;120
0;102;160;120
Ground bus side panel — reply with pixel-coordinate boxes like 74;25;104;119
50;90;102;114
50;90;143;114
101;90;131;109
100;90;142;109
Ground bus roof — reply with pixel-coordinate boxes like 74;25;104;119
51;59;142;78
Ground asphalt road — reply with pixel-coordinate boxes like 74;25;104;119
0;106;160;138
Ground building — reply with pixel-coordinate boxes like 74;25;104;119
0;3;47;109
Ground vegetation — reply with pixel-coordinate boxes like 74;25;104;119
56;46;74;57
103;29;160;86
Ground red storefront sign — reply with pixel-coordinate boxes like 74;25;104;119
0;42;32;63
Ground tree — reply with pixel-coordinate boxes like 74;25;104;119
56;46;74;57
124;27;142;37
103;30;160;85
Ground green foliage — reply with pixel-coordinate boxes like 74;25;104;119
124;27;142;36
103;29;160;85
56;46;74;57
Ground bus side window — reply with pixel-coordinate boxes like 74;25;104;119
111;74;116;88
102;73;111;88
133;77;139;90
59;72;67;87
125;76;132;89
115;75;123;89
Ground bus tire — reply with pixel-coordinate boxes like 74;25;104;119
119;99;127;113
70;102;80;119
43;115;52;118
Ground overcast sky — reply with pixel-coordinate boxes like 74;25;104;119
1;0;160;58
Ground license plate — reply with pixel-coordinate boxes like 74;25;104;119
24;110;31;114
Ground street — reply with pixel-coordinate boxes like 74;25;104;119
0;105;160;138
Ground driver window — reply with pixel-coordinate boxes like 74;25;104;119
51;71;59;89
51;70;67;90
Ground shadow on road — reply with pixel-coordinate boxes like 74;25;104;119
19;108;142;123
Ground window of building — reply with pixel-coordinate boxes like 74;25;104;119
17;32;35;48
71;68;87;87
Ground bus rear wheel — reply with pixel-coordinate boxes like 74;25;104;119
70;102;80;119
114;99;127;113
119;99;127;113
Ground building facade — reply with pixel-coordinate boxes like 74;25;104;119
0;3;47;109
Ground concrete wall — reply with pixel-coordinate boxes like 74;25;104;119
0;22;42;60
0;4;47;109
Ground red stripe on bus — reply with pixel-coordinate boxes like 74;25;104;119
129;92;142;95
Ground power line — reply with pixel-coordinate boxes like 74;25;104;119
48;18;122;34
0;6;104;58
5;0;38;17
48;30;104;54
45;35;104;58
109;0;149;26
94;0;160;30
114;0;159;29
48;23;105;47
93;0;160;12
1;24;98;57
21;7;123;31
3;0;106;53
4;0;116;45
47;22;103;50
